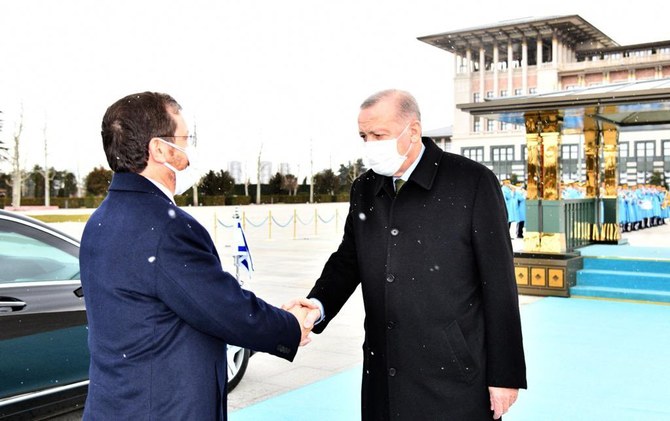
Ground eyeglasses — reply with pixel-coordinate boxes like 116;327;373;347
157;135;196;147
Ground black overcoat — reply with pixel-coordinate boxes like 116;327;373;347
308;138;527;420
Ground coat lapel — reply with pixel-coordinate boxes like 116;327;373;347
407;137;443;192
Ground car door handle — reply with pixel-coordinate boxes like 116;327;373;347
0;297;27;312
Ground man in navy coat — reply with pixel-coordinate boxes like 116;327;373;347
80;92;309;420
286;89;526;420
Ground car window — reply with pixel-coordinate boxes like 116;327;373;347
0;221;80;283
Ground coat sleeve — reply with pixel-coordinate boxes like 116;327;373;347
307;183;362;334
471;170;527;389
154;217;301;361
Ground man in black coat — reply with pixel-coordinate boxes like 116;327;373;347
285;89;526;420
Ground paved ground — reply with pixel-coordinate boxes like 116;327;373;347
39;204;669;419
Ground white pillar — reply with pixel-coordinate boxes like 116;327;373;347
552;32;558;68
493;43;499;97
522;37;528;94
536;36;543;68
507;40;513;95
479;46;485;98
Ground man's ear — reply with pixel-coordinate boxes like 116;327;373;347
148;137;169;164
410;120;422;142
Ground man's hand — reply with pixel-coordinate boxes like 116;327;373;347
489;386;518;419
282;298;322;346
286;305;312;346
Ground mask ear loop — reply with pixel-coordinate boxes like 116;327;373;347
398;123;414;158
158;138;191;167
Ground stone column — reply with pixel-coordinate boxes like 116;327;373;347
507;40;514;95
493;42;499;96
479;46;485;98
522;37;528;94
552;31;558;67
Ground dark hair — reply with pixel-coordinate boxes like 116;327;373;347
101;92;182;173
360;89;421;121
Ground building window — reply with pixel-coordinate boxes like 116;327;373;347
619;142;629;158
491;145;515;180
462;147;484;162
487;119;496;132
514;88;523;96
473;117;481;133
529;87;537;94
561;144;580;181
486;91;494;99
663;140;670;174
635;140;655;183
473;92;481;103
500;90;508;97
619;141;629;175
492;145;514;161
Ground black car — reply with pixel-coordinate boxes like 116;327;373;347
0;210;87;420
0;210;250;420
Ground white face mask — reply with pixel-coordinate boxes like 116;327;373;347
363;123;412;177
159;138;201;195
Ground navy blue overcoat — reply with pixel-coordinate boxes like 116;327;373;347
80;172;300;420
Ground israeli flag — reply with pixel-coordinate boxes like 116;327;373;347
234;219;254;277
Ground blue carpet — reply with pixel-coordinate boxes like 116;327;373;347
507;297;670;421
230;368;361;420
231;297;670;420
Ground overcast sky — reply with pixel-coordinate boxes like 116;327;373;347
1;0;668;183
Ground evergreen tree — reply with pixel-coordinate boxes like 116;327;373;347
85;166;113;196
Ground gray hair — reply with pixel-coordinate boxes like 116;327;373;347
360;89;422;121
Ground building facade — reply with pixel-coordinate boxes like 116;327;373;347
228;161;244;184
419;15;670;185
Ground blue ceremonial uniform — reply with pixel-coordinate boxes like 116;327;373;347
502;184;518;223
515;187;526;238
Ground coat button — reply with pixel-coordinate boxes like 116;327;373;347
390;228;399;236
387;321;395;330
386;274;395;283
388;367;396;377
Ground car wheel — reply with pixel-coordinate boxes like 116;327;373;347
226;345;250;392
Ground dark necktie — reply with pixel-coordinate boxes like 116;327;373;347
395;179;406;192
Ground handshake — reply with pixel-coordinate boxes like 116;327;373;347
282;298;321;346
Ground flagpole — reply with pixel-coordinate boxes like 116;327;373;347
231;206;253;286
233;208;242;286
